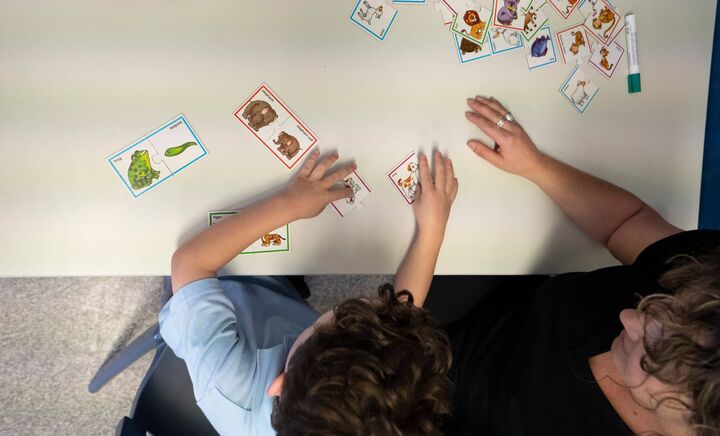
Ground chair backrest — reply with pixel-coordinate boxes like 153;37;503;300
117;344;219;436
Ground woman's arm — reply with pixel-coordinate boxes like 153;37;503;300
464;96;681;265
394;151;458;307
171;150;355;292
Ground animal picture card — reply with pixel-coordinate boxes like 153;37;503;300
350;0;398;42
330;171;372;217
556;24;591;64
208;210;290;254
582;0;620;44
493;0;526;31
526;26;557;70
546;0;580;19
455;34;494;63
387;152;420;205
489;27;524;54
559;66;599;113
450;4;493;46
107;114;208;198
579;0;616;19
234;84;318;170
520;2;549;41
588;40;624;79
440;0;468;15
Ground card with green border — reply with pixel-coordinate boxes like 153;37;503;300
450;4;493;46
208;210;290;254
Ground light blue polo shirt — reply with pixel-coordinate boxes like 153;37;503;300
158;276;319;436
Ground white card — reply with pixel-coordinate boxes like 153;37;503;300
588;40;624;79
556;24;591;64
387;152;420;204
450;4;493;46
493;0;526;31
525;26;557;70
546;0;581;19
582;0;621;44
208;210;290;254
489;27;524;54
520;3;549;41
455;34;494;63
434;0;455;25
559;66;599;113
350;0;398;42
330;171;372;217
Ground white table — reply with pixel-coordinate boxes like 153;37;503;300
0;0;715;276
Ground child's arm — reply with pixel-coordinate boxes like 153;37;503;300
171;150;355;293
394;151;458;308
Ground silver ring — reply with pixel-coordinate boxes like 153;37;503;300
496;117;505;128
504;112;514;122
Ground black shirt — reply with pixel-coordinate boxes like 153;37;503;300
445;230;720;435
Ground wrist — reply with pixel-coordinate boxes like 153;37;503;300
267;192;300;223
523;152;550;182
416;226;445;249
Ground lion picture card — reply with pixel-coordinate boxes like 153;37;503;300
588;39;624;79
330;171;372;217
234;84;318;170
492;0;526;31
349;0;398;42
556;24;591;64
450;4;493;46
582;0;620;44
559;66;599;113
387;151;420;205
209;210;290;254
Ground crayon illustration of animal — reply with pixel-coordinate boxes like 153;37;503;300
260;233;286;247
571;80;590;107
462;10;486;40
523;10;537;33
564;0;579;15
397;162;419;199
569;30;585;55
492;28;520;45
460;37;482;54
599;47;614;70
343;178;361;204
357;1;383;25
273;131;302;160
497;0;520;25
127;150;160;190
592;7;617;38
242;100;278;131
530;34;549;57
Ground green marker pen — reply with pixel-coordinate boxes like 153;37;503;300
625;13;641;93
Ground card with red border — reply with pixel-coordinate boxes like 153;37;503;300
582;0;620;45
492;0;526;31
556;24;591;64
330;171;372;217
234;84;318;170
546;0;580;20
387;152;420;205
588;39;624;79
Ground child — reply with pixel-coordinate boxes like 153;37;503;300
159;149;459;435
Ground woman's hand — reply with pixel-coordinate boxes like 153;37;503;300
465;96;545;178
413;151;458;243
282;149;356;221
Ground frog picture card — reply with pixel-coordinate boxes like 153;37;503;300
107;114;207;198
208;210;290;254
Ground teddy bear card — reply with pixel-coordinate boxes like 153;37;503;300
234;84;318;170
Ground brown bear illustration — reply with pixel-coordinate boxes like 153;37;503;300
242;100;278;131
460;37;482;54
273;131;301;160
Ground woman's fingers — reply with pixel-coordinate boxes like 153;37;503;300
465;111;511;145
309;153;339;180
467;97;519;133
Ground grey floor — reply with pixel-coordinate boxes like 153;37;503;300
0;275;391;436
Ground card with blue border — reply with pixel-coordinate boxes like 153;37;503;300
350;0;398;41
107;114;207;198
525;26;557;70
454;34;493;64
489;27;524;54
559;66;599;113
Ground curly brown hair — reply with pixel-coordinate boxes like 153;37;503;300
271;284;453;436
637;249;720;436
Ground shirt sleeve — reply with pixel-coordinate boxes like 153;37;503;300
158;278;256;407
632;230;720;278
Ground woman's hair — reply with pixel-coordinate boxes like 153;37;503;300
637;249;720;435
272;284;453;436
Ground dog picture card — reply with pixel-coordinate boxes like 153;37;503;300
330;171;372;217
208;210;290;254
582;0;620;44
556;24;591;64
234;84;318;170
450;4;493;46
350;0;398;42
489;27;524;54
520;3;549;41
546;0;580;19
588;39;624;79
493;0;526;31
525;26;557;70
387;152;420;205
455;34;494;63
559;66;599;113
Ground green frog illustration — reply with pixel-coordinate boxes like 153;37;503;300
128;150;160;190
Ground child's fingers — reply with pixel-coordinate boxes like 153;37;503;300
299;149;320;178
309;153;339;180
418;153;433;191
323;162;357;187
450;177;459;202
444;158;455;196
327;187;353;203
434;151;446;192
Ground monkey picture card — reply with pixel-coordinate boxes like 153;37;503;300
208;210;290;254
559;66;599;114
330;171;372;217
455;34;493;64
588;39;624;79
582;0;620;45
492;0;526;31
349;0;398;42
234;84;318;170
556;24;591;64
489;27;523;54
525;26;557;70
546;0;580;20
450;4;493;46
520;3;549;42
387;152;420;205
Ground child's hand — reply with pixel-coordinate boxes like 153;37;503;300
282;150;356;221
413;151;458;243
